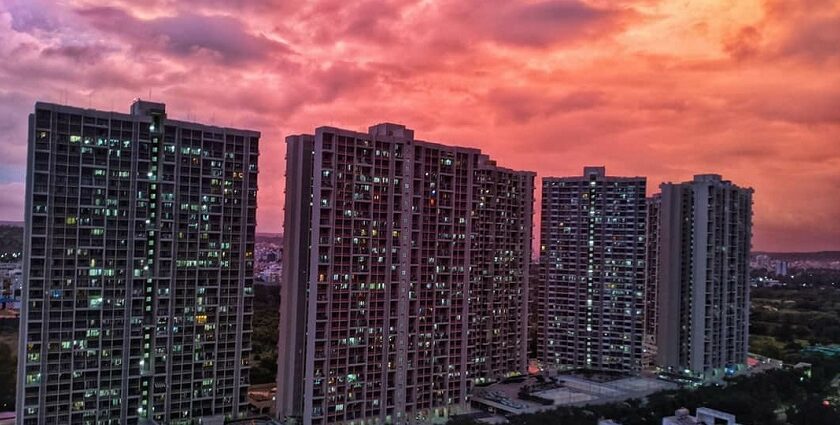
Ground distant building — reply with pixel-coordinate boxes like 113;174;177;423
257;264;283;286
247;383;277;416
750;254;771;270
662;407;739;425
801;344;840;358
774;260;788;276
0;262;23;306
278;123;534;425
536;167;646;373
654;175;753;380
18;100;259;424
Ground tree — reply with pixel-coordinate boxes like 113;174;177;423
787;397;840;425
0;343;15;411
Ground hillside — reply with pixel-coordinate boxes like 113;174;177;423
256;233;283;245
754;251;840;262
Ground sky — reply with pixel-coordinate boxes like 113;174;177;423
0;0;837;252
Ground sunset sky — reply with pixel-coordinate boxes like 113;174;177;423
0;0;837;252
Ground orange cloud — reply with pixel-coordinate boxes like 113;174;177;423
0;0;837;251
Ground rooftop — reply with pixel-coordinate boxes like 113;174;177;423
662;407;739;425
470;373;677;417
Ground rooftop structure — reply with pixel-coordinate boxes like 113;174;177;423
470;373;676;417
662;407;739;425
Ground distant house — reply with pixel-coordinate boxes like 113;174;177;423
662;407;739;425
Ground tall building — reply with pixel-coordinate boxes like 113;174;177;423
18;100;259;424
537;167;646;373
277;123;534;425
528;261;547;362
654;175;752;380
643;195;661;369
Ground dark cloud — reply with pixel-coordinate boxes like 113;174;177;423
41;44;111;63
737;88;840;125
275;0;631;53
754;0;840;64
3;0;63;32
107;0;294;13
275;0;409;47
340;0;404;43
724;26;762;60
486;88;606;123
312;62;378;101
448;0;632;47
76;7;292;64
0;90;30;171
777;15;840;63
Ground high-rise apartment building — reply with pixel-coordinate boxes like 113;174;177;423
537;167;646;373
18;100;259;424
277;123;534;425
643;195;661;369
654;175;752;380
528;261;547;362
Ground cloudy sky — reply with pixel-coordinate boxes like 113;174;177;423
0;0;838;251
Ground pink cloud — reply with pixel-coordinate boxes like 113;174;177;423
75;6;292;63
0;183;24;222
0;0;837;251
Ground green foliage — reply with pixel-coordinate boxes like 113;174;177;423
750;287;840;360
750;335;785;359
787;397;840;425
250;284;280;384
0;342;15;411
446;415;484;425
0;225;23;260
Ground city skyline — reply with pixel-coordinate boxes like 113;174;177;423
0;1;836;424
0;0;839;252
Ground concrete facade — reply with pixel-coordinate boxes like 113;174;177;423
537;167;646;373
18;100;259;424
278;123;534;425
643;195;661;369
654;175;752;380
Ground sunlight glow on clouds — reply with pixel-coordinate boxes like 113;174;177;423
0;0;838;251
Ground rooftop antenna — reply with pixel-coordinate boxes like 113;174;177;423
148;88;152;100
